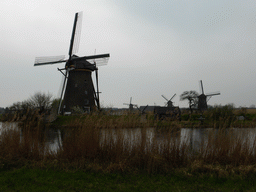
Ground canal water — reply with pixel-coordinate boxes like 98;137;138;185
0;122;62;153
1;122;256;153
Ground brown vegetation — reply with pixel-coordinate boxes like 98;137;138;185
1;111;256;177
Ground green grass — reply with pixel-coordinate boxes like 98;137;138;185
0;167;255;191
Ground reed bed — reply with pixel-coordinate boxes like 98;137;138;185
1;112;256;177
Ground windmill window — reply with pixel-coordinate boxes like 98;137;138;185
75;84;78;87
85;99;89;105
85;91;88;95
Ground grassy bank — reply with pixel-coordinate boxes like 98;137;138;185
3;105;256;129
1;167;256;191
50;106;256;129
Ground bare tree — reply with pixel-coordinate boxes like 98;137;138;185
9;100;30;111
28;92;53;110
180;91;199;113
9;92;53;112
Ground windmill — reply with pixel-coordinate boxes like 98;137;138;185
34;12;110;114
123;97;138;112
154;94;181;120
137;105;149;114
198;80;220;111
161;94;176;107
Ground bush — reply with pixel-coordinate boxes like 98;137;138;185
204;104;235;128
181;114;190;121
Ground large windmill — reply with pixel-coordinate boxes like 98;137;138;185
198;80;220;111
34;12;110;114
161;94;176;108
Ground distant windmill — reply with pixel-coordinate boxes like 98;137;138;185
34;12;110;114
154;93;181;120
198;80;220;111
161;94;176;107
137;105;149;114
123;97;138;112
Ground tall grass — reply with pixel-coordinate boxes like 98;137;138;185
0;123;47;169
1;112;256;176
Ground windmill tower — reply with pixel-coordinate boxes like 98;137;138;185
123;97;138;112
34;12;110;114
161;94;176;108
198;80;220;111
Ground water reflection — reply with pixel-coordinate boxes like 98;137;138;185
0;122;62;153
44;128;63;153
1;122;256;153
0;122;18;135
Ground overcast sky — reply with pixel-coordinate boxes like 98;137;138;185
1;0;256;108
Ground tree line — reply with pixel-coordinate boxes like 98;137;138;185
6;92;58;113
3;90;212;115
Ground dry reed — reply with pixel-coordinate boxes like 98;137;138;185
1;113;256;176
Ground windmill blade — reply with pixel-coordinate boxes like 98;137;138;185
206;92;220;102
57;70;68;114
75;54;110;66
136;105;141;111
130;97;132;104
200;80;204;94
170;93;176;101
95;68;100;109
87;57;110;66
161;95;169;102
69;12;83;57
142;105;148;113
34;55;67;66
92;81;100;110
206;92;220;97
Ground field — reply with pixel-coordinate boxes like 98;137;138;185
1;168;256;191
1;107;256;190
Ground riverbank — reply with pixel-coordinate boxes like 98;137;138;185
1;107;256;190
2;105;256;129
1;166;256;191
1;119;256;174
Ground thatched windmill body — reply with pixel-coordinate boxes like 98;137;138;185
34;12;110;114
198;80;220;111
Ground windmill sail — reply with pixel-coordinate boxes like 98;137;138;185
34;55;66;66
170;93;176;101
69;12;83;56
206;92;221;97
74;54;110;66
200;80;204;94
161;95;169;102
